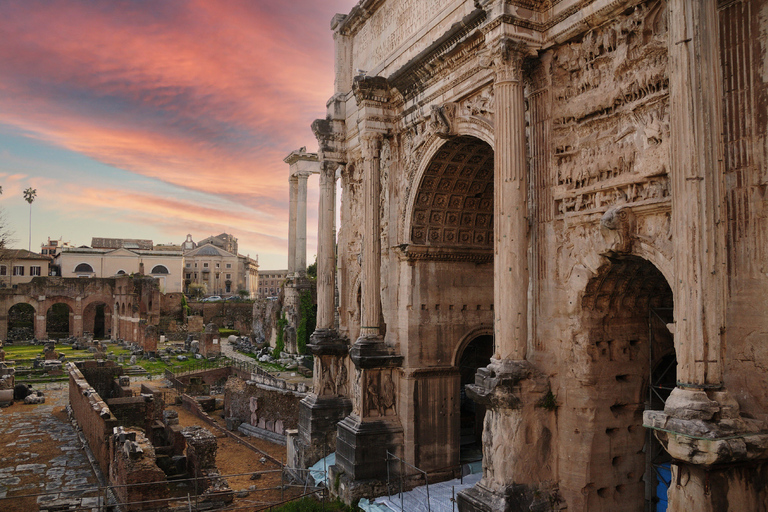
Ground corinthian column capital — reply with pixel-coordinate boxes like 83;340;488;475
489;38;526;84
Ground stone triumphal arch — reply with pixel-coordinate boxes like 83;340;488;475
287;1;768;510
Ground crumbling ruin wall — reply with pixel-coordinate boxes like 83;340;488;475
110;428;168;511
107;394;163;435
68;362;119;475
187;302;253;334
224;376;303;437
76;360;126;400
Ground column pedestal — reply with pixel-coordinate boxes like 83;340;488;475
457;360;557;512
291;331;351;469
332;341;403;502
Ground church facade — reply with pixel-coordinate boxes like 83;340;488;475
290;1;768;510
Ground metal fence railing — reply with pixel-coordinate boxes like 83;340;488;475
0;468;330;512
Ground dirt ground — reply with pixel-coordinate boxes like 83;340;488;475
166;390;308;511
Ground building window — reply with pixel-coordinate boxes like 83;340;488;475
30;266;41;276
186;263;191;268
203;263;208;268
150;265;169;274
13;266;24;276
186;273;191;279
194;263;198;268
226;263;231;269
216;273;220;279
0;266;6;276
74;263;94;273
216;263;220;268
226;274;231;280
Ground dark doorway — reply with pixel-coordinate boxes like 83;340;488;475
8;303;35;341
94;304;106;338
459;334;494;463
47;303;71;339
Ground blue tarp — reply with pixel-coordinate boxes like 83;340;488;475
656;463;671;512
308;452;335;487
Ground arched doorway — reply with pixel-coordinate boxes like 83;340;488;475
458;334;493;463
83;302;110;339
8;303;35;341
405;135;495;474
579;256;674;512
47;303;72;339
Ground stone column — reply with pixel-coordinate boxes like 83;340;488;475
358;132;382;340
287;176;298;276
643;2;768;509
458;37;554;512
316;160;337;332
295;173;310;277
668;0;726;390
492;39;529;361
293;126;351;473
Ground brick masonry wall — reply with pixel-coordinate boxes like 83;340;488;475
68;363;118;475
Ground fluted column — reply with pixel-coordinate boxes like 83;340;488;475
287;176;298;276
316;160;337;330
295;173;310;277
493;39;529;361
668;0;726;389
358;132;382;339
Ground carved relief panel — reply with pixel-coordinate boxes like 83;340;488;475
549;0;671;217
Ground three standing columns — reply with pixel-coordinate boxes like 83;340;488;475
284;149;318;279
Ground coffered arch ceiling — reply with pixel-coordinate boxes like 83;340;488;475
410;136;494;248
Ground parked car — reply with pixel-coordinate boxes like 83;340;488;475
224;296;241;302
201;296;222;302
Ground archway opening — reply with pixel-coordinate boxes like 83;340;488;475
580;256;674;512
8;303;35;341
84;302;110;339
406;135;495;474
458;334;493;463
47;303;72;340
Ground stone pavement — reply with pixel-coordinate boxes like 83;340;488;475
0;385;101;511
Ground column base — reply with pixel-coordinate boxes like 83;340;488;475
293;394;352;469
643;387;768;465
644;387;768;511
308;329;349;355
349;336;403;369
335;415;403;482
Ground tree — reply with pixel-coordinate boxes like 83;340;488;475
0;187;15;250
306;257;317;279
23;187;37;251
188;282;207;300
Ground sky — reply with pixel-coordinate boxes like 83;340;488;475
0;0;357;269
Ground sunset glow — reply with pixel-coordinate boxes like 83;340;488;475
0;0;356;267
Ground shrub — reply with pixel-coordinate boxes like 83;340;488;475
272;313;288;358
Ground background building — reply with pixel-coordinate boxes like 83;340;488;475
56;246;183;293
257;270;287;299
0;249;50;288
182;235;259;298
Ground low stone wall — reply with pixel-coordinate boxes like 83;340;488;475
67;362;118;475
224;376;304;441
